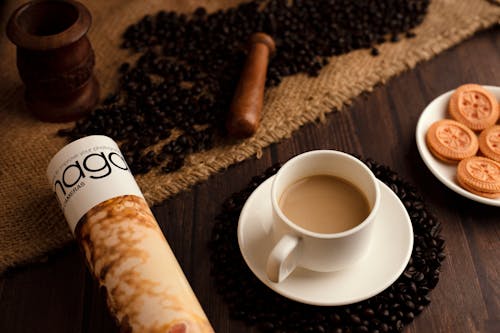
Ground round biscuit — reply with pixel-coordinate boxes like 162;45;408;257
479;125;500;162
456;156;500;193
456;176;500;199
448;84;499;131
426;139;461;163
426;119;478;161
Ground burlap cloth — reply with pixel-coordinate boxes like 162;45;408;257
0;0;499;274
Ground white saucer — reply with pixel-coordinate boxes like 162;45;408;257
237;176;413;306
415;85;500;207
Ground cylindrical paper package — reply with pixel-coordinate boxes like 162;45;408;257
47;135;214;333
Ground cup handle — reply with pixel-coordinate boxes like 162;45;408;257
266;234;301;283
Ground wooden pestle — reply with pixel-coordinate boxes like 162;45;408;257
226;32;276;138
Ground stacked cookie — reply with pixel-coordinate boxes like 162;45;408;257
426;84;500;198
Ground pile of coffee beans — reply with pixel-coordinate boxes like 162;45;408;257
59;0;431;174
210;158;445;332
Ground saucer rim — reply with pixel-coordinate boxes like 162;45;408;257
415;85;500;207
237;175;414;306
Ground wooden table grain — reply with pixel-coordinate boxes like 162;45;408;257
0;27;499;333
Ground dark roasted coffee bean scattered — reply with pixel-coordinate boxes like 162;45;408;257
58;0;430;175
210;157;444;332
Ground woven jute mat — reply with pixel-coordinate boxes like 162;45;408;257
0;0;499;274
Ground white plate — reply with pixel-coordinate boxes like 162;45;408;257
237;176;413;306
415;85;500;206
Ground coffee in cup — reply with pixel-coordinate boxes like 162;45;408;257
278;174;370;234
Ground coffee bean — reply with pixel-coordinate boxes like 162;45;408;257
259;322;274;332
406;300;416;310
57;128;73;136
60;0;430;175
406;31;417;38
330;313;342;324
415;305;425;314
210;157;443;333
404;312;415;322
315;325;326;333
350;314;361;324
363;308;375;318
421;295;432;305
119;62;130;73
357;325;369;332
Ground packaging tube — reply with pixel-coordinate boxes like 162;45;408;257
47;135;214;333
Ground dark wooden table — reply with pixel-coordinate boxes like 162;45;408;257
1;27;499;333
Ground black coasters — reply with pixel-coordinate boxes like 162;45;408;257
210;159;445;333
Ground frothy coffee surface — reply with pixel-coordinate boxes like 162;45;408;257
279;175;370;233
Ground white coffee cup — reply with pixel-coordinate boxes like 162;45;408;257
266;150;380;283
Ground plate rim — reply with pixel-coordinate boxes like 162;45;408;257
415;85;500;207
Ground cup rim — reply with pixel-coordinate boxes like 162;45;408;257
271;150;381;239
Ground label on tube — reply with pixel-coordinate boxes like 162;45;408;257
47;135;143;233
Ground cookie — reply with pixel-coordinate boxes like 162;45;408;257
456;156;500;194
448;84;499;131
426;119;478;163
456;177;500;199
479;125;500;162
427;142;463;164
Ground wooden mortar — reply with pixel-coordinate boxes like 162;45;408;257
7;0;99;122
